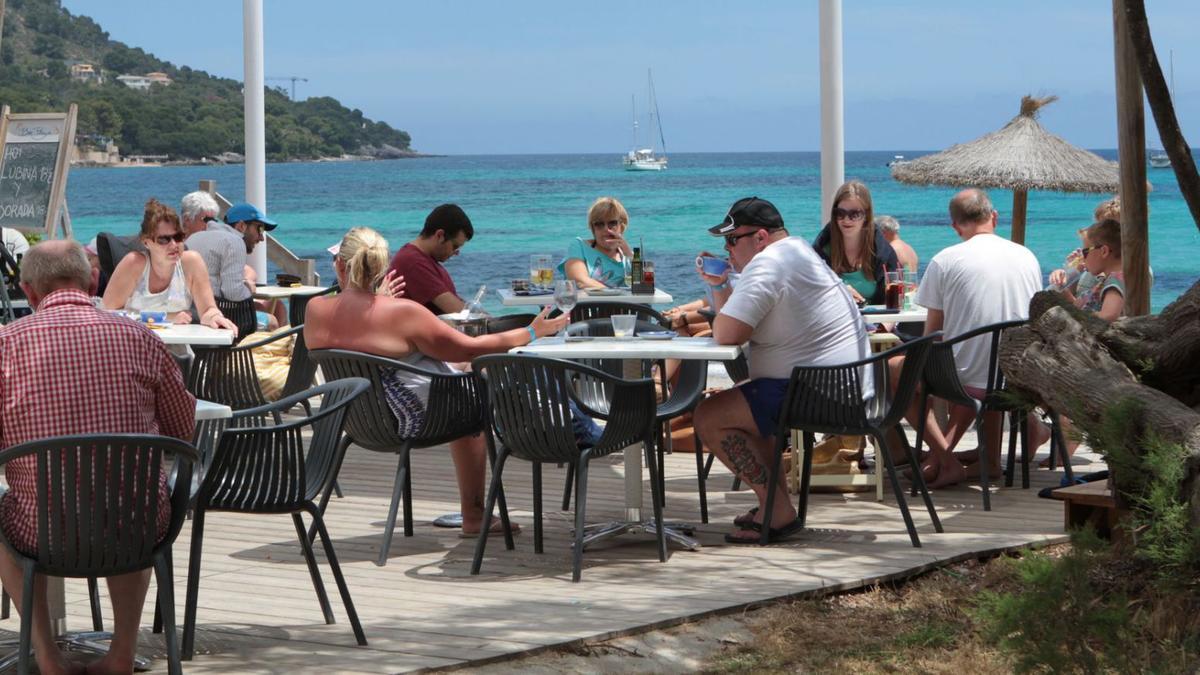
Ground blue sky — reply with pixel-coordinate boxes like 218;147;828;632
61;1;1199;155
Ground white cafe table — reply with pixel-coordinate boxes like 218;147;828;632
861;305;927;325
154;323;235;346
253;284;328;299
513;335;741;550
498;287;674;307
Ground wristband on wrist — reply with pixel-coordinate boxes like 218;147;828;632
526;325;537;343
709;281;731;291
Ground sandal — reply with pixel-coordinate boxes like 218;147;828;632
723;517;804;545
733;507;759;528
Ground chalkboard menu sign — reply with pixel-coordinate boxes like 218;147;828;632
0;105;77;237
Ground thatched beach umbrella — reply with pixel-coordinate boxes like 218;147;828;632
891;95;1136;244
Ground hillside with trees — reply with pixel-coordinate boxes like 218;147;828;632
0;0;414;161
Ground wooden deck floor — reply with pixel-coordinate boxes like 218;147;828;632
35;434;1099;673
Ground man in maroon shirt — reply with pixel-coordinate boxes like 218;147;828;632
386;203;474;314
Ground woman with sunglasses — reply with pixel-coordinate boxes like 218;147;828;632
102;198;238;334
557;196;634;289
812;181;898;305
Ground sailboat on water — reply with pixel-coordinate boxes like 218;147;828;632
623;70;668;171
1150;49;1174;169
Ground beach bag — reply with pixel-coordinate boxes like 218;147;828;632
246;327;295;401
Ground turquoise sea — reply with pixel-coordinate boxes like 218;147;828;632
64;151;1198;314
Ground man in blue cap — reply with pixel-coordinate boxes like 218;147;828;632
186;202;278;306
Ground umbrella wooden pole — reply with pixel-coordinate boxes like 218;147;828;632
1010;189;1028;246
1113;0;1151;315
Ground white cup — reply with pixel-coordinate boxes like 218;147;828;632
610;314;637;338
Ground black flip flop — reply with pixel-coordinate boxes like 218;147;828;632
732;506;759;528
723;517;804;545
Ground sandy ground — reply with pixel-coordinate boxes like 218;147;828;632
471;614;754;674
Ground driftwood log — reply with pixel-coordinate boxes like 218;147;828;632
999;280;1200;527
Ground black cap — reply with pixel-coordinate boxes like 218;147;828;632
709;197;785;235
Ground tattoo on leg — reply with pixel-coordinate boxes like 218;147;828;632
722;434;769;485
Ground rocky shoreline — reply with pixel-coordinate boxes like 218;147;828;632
75;145;438;168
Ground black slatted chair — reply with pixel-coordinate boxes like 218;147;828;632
308;349;510;566
485;313;538;334
187;325;303;414
287;285;338;328
0;435;197;675
0;246;20;325
95;232;145;280
914;320;1064;511
470;354;664;582
216;297;257;341
570;301;668;326
557;318;663;511
182;379;370;661
761;333;944;547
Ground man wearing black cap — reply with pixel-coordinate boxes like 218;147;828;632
694;196;870;544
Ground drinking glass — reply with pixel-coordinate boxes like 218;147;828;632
885;271;904;310
553;280;578;333
903;270;918;310
529;255;543;289
642;260;655;285
611;314;637;338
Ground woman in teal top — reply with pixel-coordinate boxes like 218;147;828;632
558;196;633;289
812;181;899;305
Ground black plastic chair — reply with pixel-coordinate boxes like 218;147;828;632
0;246;20;325
182;379;370;661
187;325;303;414
570;301;668;326
0;434;197;675
95;232;145;281
761;333;944;547
287;285;338;328
309;349;511;566
914;319;1065;510
485;313;538;334
216;297;257;341
470;354;664;582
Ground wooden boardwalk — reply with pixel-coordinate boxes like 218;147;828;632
34;435;1098;673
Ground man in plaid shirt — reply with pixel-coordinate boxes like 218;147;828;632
0;240;194;675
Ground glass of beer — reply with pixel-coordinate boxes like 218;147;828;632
529;255;553;290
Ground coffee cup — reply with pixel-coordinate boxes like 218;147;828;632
696;256;730;276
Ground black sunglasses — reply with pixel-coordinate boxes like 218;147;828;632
153;233;186;245
724;230;763;247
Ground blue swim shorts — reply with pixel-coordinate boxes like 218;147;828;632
737;377;790;438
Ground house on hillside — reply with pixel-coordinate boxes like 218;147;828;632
145;72;173;86
116;74;151;90
68;62;103;84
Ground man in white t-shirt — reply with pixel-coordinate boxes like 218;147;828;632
905;188;1046;488
694;197;870;544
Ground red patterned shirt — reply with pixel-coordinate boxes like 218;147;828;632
0;289;195;552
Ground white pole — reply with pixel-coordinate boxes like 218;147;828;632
243;0;267;279
818;0;845;223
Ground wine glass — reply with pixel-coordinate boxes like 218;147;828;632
553;280;578;334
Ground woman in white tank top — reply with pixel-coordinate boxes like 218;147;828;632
102;199;238;335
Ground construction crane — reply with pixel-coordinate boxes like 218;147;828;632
266;76;309;100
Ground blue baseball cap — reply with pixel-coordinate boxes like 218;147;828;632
224;203;278;231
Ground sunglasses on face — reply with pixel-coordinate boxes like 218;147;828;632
153;233;186;245
591;219;623;230
724;230;761;247
834;208;866;222
1079;245;1100;257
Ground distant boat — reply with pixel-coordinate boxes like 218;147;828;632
1150;50;1176;170
623;70;668;172
887;154;908;167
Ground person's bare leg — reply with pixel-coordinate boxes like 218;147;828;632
959;410;1004;482
0;548;82;675
887;355;958;483
452;434;517;535
695;390;794;536
86;570;151;675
